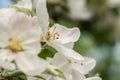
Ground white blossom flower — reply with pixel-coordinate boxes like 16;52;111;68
45;43;96;80
0;8;48;75
48;52;96;75
36;0;80;49
67;0;92;20
47;52;100;80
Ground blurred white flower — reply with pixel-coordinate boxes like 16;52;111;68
0;8;48;75
107;0;120;7
36;0;80;49
67;0;92;20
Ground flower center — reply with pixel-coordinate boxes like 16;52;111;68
46;26;60;40
7;37;22;53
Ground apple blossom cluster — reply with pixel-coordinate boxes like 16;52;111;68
0;0;102;80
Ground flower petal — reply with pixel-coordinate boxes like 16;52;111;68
36;0;49;33
0;8;42;49
7;10;41;41
0;9;15;48
22;42;41;55
0;8;41;43
20;24;42;44
0;49;16;70
50;41;96;75
71;69;85;80
0;61;16;70
50;53;67;66
49;41;84;61
0;49;16;62
0;23;9;48
31;0;38;10
63;42;74;49
16;53;48;76
72;57;96;74
51;24;80;44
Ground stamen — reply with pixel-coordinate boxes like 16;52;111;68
46;26;60;40
7;37;22;53
51;26;56;34
67;59;72;63
80;63;84;66
8;38;12;41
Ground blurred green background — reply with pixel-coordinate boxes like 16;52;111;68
1;0;120;80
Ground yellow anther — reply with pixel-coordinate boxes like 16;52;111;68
46;26;60;40
7;37;22;53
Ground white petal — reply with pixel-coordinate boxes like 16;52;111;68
82;57;96;74
36;0;49;33
53;77;64;80
0;23;9;48
0;49;16;70
0;49;16;62
0;61;16;70
31;0;38;10
72;57;96;74
22;42;41;55
51;24;80;44
1;8;41;51
71;69;85;80
7;10;41;41
7;11;32;34
51;53;67;66
0;9;15;48
84;77;102;80
49;41;84;61
48;53;72;73
0;8;41;44
16;53;48;76
46;57;53;63
21;25;42;44
63;42;74;49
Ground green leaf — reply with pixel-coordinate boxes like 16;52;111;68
3;70;27;80
39;45;56;59
34;75;46;80
49;18;55;27
46;65;66;79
